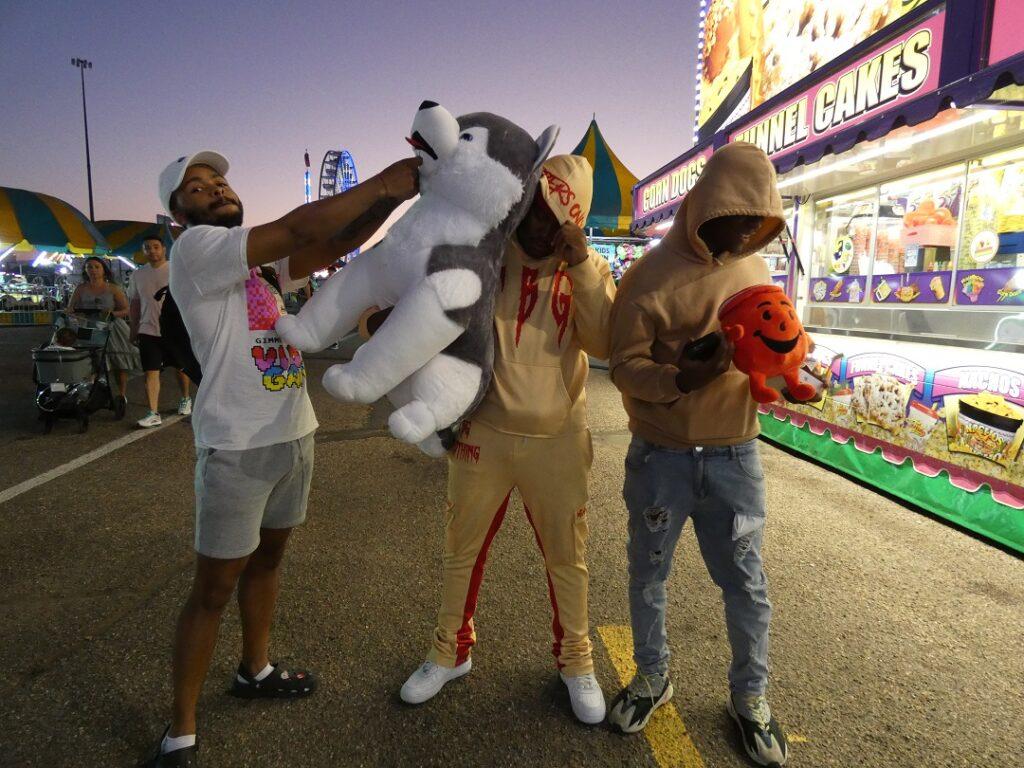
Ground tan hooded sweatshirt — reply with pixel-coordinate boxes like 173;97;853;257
471;155;616;437
608;142;785;448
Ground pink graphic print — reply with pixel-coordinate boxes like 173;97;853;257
245;269;307;391
246;270;283;330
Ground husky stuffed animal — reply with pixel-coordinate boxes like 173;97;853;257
276;101;558;456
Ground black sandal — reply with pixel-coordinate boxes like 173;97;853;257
143;725;199;767
230;662;318;699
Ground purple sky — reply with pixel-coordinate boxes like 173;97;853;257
2;0;701;227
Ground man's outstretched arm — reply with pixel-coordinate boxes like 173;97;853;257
244;157;421;269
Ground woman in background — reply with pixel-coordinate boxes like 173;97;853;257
68;256;141;415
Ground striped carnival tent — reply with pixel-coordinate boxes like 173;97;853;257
570;119;639;237
94;220;182;264
0;187;109;255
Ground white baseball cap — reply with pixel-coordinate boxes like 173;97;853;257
158;151;230;215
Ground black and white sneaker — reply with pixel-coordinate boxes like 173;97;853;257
727;693;788;767
607;672;674;734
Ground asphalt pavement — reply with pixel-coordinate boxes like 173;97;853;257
1;325;1021;768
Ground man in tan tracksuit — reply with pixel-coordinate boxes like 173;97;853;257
606;143;791;766
399;155;616;725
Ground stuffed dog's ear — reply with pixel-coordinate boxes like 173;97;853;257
532;125;560;174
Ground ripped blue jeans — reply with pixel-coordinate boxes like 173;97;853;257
623;436;771;696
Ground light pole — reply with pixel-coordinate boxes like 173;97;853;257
70;57;95;221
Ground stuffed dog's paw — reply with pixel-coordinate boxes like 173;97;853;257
417;432;448;458
276;315;319;352
323;364;380;403
389;400;437;445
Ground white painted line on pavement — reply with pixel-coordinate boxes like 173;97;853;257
0;415;185;506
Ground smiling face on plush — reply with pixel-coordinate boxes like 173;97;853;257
719;284;815;403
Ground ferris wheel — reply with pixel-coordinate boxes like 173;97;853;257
318;150;360;264
318;150;358;199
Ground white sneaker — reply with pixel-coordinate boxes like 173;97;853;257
399;659;471;704
137;411;162;428
177;397;193;416
561;671;606;725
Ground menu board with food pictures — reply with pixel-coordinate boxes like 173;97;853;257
871;271;951;304
698;0;929;136
810;275;867;303
955;268;1024;306
769;349;1024;490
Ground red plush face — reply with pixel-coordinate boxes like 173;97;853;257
721;287;808;376
752;295;801;356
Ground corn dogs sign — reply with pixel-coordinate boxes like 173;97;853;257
729;11;944;162
634;146;714;219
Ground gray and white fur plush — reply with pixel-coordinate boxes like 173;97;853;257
276;102;558;456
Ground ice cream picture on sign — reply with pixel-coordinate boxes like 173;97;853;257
960;274;985;303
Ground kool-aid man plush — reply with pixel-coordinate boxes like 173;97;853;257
718;283;816;404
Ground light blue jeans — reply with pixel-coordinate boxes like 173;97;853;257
623;436;771;696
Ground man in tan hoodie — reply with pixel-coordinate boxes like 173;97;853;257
606;143;790;767
397;155;616;725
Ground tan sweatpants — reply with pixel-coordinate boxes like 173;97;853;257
427;419;595;676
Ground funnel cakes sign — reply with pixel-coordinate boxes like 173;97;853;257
728;11;944;162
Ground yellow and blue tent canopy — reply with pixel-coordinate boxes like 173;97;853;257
0;186;109;255
94;220;182;263
571;119;639;237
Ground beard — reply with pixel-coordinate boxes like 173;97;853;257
182;199;245;228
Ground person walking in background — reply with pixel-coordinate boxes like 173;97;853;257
68;255;141;415
606;142;790;767
129;235;192;427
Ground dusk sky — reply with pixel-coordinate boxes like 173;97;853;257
2;0;702;228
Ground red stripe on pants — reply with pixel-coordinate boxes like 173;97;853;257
524;505;565;668
455;492;512;666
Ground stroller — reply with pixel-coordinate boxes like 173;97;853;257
32;312;126;433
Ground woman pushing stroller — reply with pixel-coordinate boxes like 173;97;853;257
66;256;142;415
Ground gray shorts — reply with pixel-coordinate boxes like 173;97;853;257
194;433;315;559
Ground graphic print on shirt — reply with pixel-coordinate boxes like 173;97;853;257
516;266;540;346
245;270;307;392
550;268;573;346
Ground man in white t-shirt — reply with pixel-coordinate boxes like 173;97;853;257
128;235;192;428
146;150;420;768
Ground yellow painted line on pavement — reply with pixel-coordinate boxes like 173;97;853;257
598;625;706;768
789;734;809;743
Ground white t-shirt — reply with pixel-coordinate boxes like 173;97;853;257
169;225;318;450
128;261;169;336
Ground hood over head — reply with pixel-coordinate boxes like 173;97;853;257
663;142;785;263
538;154;593;228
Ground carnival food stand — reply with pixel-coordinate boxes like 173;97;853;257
633;0;1024;553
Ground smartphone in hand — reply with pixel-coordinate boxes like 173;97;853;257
682;332;721;362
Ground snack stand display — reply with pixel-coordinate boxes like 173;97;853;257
633;0;1024;553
